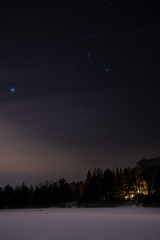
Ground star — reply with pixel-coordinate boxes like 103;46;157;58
84;36;89;41
87;50;91;59
10;88;16;93
108;1;112;6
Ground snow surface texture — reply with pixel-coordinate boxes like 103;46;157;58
0;206;160;240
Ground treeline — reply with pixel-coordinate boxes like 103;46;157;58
0;178;82;208
83;157;160;206
0;157;160;208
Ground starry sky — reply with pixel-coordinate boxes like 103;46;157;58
0;0;160;186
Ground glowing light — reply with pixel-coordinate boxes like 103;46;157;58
10;88;15;93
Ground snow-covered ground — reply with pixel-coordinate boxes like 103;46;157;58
0;206;160;240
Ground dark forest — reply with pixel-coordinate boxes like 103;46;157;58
1;157;160;208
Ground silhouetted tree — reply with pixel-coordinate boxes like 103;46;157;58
0;156;160;208
102;169;115;200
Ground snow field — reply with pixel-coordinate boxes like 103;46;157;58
0;206;160;240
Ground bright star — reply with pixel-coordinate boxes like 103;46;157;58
10;88;15;93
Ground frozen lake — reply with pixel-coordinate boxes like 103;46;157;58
0;206;160;240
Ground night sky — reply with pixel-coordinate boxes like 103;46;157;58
0;0;160;186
